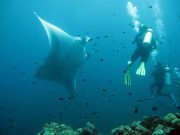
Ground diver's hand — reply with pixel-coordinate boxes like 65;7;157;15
136;62;146;76
124;67;132;86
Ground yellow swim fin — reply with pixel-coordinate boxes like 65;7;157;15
124;67;132;86
136;62;146;76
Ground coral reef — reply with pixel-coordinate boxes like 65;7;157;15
37;122;97;135
37;113;180;135
37;122;78;135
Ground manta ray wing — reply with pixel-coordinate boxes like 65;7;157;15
34;12;90;96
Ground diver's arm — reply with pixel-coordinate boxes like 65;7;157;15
132;35;138;44
152;35;158;49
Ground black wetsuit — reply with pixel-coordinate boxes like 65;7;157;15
131;31;157;63
150;65;169;96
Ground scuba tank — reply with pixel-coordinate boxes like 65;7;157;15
142;28;153;48
174;67;180;85
164;65;171;85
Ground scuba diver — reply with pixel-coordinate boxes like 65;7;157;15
149;62;180;108
173;67;180;87
124;24;157;86
150;62;169;97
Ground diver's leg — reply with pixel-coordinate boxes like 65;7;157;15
141;51;150;64
124;49;140;86
157;83;170;97
136;49;150;76
136;55;148;76
130;49;140;65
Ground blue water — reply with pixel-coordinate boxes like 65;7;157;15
0;0;180;134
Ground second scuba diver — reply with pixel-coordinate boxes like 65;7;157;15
150;62;180;108
124;24;157;86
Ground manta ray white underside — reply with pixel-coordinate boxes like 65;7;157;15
34;12;91;96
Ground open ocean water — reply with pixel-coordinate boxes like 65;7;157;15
0;0;180;134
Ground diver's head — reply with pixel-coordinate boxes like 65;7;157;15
139;24;148;33
164;65;170;72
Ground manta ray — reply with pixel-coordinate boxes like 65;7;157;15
34;12;91;96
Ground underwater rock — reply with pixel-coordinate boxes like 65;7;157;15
77;122;97;135
153;124;173;135
152;129;165;135
141;115;163;130
37;113;180;135
175;112;180;118
131;121;150;134
164;113;178;125
172;119;180;128
111;125;133;135
37;122;78;135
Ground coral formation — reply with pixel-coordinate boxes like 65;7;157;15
37;113;180;135
37;122;78;135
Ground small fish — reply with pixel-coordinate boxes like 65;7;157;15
92;112;97;115
99;58;104;62
104;35;108;38
113;13;116;16
67;96;74;100
8;125;13;129
8;117;15;123
133;107;138;114
58;97;65;101
32;81;38;84
110;94;114;97
122;45;126;48
127;92;133;96
152;106;158;111
148;5;153;8
88;38;93;42
108;80;112;83
82;78;87;82
93;43;97;46
102;89;108;92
